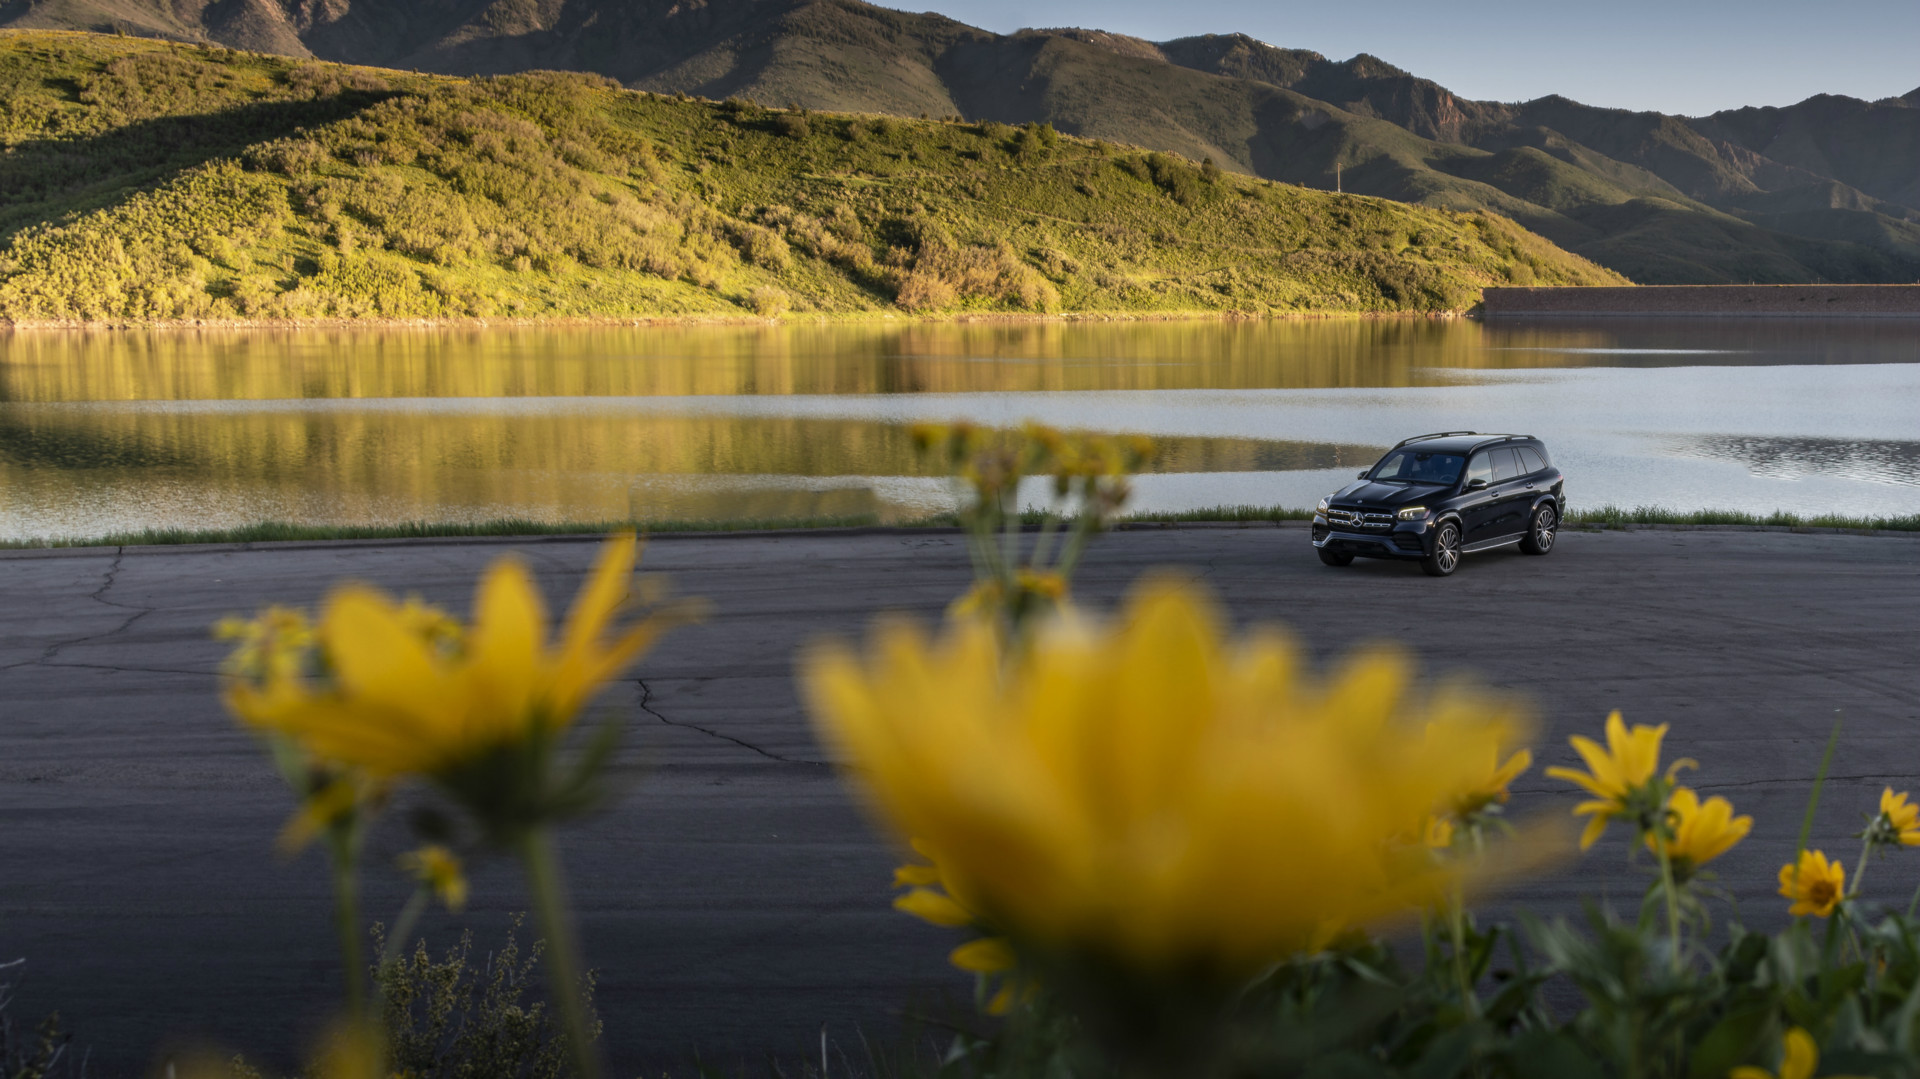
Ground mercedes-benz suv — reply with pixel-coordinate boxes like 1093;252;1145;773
1311;432;1564;577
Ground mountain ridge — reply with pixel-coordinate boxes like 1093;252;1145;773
6;0;1919;284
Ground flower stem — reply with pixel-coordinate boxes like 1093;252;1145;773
518;827;602;1079
379;888;430;975
329;846;366;1021
1448;885;1478;1016
1848;834;1875;901
1653;832;1682;974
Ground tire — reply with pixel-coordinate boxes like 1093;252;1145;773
1421;521;1462;577
1317;546;1354;567
1520;504;1558;556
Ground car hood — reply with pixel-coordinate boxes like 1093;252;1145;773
1331;480;1450;507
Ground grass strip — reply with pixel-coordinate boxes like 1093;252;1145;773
5;503;1916;550
1565;503;1920;531
0;515;901;549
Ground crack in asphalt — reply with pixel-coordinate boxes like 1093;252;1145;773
37;548;158;663
634;677;827;767
35;662;211;678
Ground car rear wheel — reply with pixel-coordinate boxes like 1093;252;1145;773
1421;522;1461;577
1520;504;1557;555
1317;547;1354;567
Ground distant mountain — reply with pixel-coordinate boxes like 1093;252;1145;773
6;0;1919;284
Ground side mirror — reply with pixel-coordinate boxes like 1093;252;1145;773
1465;477;1488;491
1357;470;1370;479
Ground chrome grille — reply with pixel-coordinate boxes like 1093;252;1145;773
1327;508;1394;531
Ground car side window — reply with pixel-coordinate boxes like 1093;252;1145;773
1517;446;1547;473
1464;452;1493;486
1490;447;1522;482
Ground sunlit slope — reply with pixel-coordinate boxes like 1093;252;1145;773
0;32;1621;323
7;2;1920;284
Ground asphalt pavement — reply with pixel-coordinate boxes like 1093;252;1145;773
2;525;1917;1075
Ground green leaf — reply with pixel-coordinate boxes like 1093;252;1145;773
1686;1003;1770;1079
1499;1030;1606;1079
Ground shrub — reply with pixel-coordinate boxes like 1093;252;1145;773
746;285;791;317
730;223;792;270
772;112;810;139
894;271;956;310
373;920;590;1079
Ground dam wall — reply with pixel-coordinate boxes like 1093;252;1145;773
1482;285;1920;318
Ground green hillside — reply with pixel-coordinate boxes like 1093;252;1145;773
0;31;1621;323
8;1;1918;284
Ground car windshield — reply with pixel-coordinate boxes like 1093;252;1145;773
1368;449;1466;485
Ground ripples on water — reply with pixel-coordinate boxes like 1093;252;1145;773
2;319;1917;540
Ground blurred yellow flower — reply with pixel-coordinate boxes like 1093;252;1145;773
224;533;683;779
1649;787;1750;880
893;841;1026;1013
948;570;1069;621
277;773;384;854
804;578;1538;984
1779;849;1845;918
1874;788;1920;847
312;1021;387;1079
1546;711;1694;849
950;936;1016;973
400;845;469;911
1426;719;1532;818
216;606;315;683
1730;1026;1867;1079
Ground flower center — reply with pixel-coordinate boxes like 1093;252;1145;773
1809;880;1837;906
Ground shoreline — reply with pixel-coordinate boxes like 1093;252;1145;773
6;505;1916;552
0;308;1474;333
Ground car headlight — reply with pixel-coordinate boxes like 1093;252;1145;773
1397;505;1429;520
1316;497;1329;514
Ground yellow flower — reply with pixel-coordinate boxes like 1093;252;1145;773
1545;711;1695;849
1779;849;1846;918
1425;718;1532;819
400;845;469;911
216;605;316;682
893;841;1026;1013
312;1021;387;1079
277;773;385;854
1729;1026;1867;1079
948;571;1069;622
1874;788;1920;847
804;578;1538;985
224;533;683;779
1649;787;1750;879
1424;815;1456;851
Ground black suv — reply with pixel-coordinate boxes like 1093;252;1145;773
1311;432;1564;577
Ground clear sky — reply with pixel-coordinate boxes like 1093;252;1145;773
902;0;1920;116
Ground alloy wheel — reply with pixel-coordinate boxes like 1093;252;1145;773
1434;526;1459;572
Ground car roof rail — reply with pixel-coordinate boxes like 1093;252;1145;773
1393;430;1478;449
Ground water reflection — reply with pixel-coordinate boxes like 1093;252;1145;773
2;318;1917;541
1666;436;1920;487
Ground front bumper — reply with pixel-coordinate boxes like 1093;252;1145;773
1312;514;1433;559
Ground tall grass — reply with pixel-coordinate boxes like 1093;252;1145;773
0;515;895;549
8;504;1915;550
1568;503;1920;532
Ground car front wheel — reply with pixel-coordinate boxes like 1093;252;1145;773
1520;504;1557;555
1317;546;1354;567
1421;522;1462;577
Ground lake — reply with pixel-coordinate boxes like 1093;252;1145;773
3;318;1918;542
